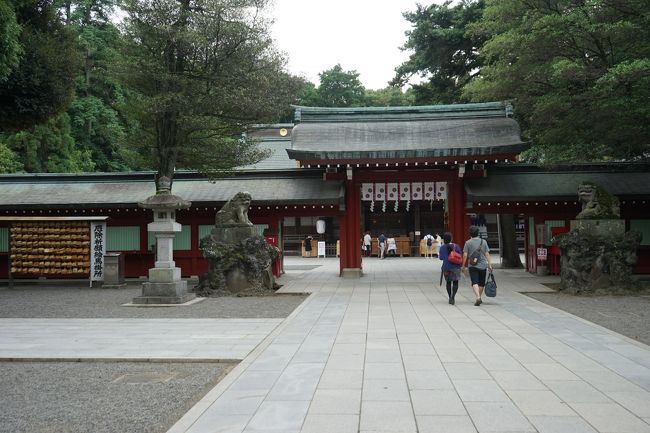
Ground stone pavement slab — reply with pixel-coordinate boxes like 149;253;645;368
0;318;282;360
168;257;650;433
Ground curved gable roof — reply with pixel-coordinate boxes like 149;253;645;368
288;102;527;162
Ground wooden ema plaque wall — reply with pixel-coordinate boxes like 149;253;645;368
10;222;91;276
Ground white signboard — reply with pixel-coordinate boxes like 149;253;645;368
537;247;548;261
317;241;326;258
90;221;107;282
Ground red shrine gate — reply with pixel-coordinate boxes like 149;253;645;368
287;102;527;276
335;170;471;276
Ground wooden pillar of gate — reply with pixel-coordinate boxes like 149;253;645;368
339;178;362;277
447;178;469;246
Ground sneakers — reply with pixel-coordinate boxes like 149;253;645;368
474;299;482;306
450;298;455;305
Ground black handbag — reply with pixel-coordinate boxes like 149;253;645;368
485;271;497;297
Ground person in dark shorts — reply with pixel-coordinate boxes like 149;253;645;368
462;226;492;306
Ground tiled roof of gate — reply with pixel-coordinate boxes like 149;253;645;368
288;102;528;161
0;171;341;209
465;166;650;202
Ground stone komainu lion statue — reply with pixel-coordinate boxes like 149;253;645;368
576;182;620;220
215;192;254;227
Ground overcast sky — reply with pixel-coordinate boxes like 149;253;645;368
270;0;442;90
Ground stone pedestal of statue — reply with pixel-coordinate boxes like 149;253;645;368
196;192;280;296
558;182;641;293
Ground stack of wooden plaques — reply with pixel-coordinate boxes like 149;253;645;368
10;221;91;276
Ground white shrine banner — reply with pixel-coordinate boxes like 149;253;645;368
436;182;448;200
374;183;386;201
361;183;374;201
363;182;447;201
387;183;399;201
411;182;423;200
424;182;435;200
400;183;411;200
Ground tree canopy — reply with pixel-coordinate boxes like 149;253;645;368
0;0;22;82
392;0;485;105
463;0;650;162
297;64;413;108
0;0;78;131
118;0;304;183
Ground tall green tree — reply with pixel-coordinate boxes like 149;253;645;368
464;0;650;162
0;0;22;82
118;0;303;185
364;87;415;107
0;143;23;173
0;0;78;131
392;0;485;105
1;113;95;172
60;0;131;171
315;64;366;107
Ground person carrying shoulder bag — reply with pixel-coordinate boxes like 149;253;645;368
462;226;492;306
438;232;462;305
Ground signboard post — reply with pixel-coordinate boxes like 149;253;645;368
317;241;326;258
536;247;548;262
90;221;107;286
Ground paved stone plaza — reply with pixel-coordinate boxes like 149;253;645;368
2;257;650;433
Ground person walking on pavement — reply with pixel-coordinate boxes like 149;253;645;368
378;233;386;259
462;225;492;306
434;233;443;257
363;231;372;257
423;233;434;258
439;232;462;304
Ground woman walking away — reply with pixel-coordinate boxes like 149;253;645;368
439;232;462;304
462;226;492;306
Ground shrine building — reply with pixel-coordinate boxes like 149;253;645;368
0;102;648;282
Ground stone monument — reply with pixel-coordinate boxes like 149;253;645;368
196;192;280;296
133;176;195;304
557;181;641;293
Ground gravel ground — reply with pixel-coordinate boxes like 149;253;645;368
0;283;307;433
0;283;308;318
525;292;650;346
0;361;234;433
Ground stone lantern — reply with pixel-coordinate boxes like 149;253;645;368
133;176;195;304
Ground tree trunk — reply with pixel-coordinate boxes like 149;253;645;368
499;214;523;268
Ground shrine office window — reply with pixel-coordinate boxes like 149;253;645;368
630;220;650;246
107;226;140;251
0;227;8;252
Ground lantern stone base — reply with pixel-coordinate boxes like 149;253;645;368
132;280;195;304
